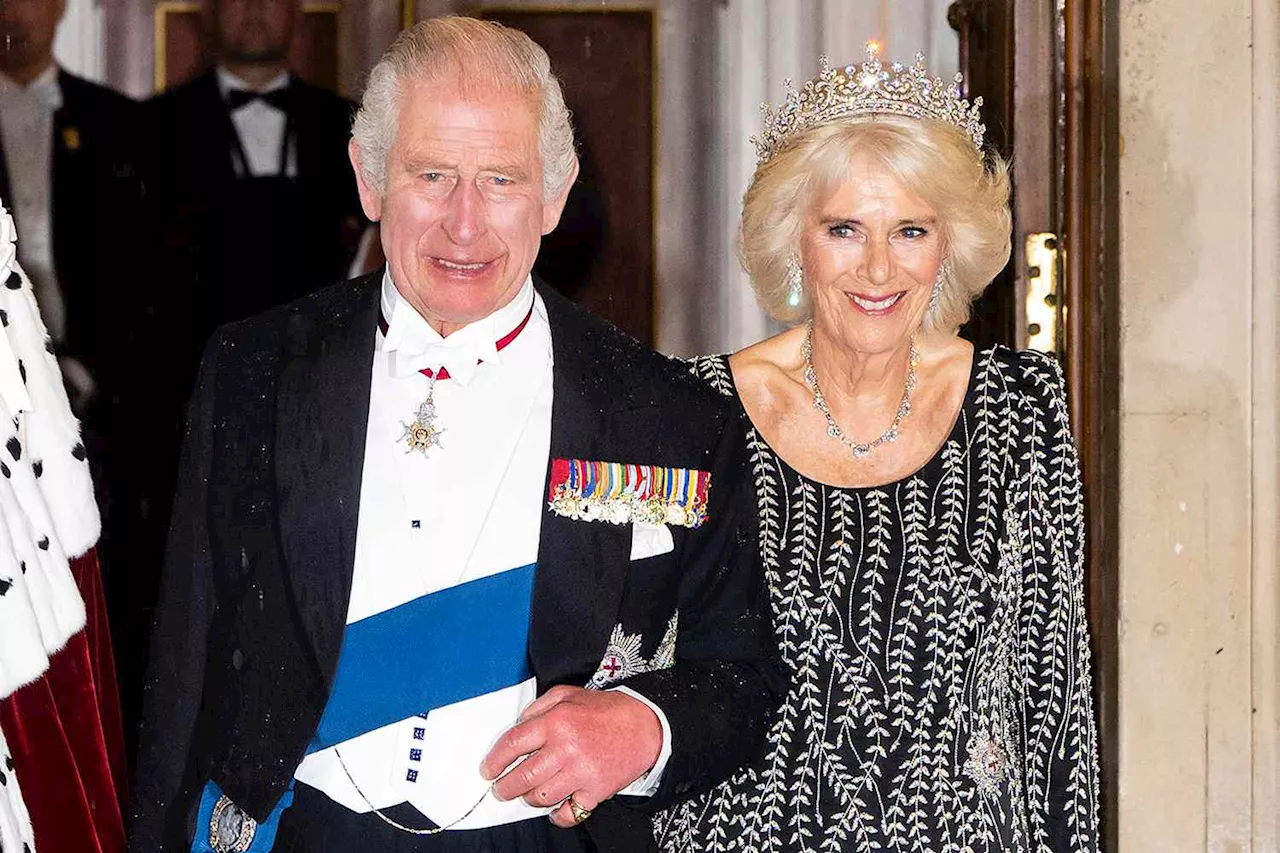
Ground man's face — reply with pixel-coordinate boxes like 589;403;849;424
0;0;65;75
352;76;576;335
212;0;297;64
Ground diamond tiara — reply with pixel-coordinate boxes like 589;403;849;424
751;44;987;167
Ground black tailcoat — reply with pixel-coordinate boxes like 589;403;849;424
130;274;779;853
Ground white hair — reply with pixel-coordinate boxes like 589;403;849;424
351;16;577;201
740;115;1012;335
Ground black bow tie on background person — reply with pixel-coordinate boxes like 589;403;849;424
226;87;292;112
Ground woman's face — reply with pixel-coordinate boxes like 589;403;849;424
800;153;945;357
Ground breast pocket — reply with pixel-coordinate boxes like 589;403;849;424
630;521;675;561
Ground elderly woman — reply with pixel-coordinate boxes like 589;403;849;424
655;52;1101;852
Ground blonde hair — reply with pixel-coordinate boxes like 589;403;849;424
739;115;1011;335
351;16;576;201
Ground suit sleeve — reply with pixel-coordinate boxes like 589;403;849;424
618;405;782;811
128;332;224;852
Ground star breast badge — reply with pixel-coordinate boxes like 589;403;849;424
588;614;679;689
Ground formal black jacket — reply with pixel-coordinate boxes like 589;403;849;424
130;273;779;853
0;69;146;414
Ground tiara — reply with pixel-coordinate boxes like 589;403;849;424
751;44;986;166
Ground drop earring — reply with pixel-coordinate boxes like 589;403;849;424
786;255;804;309
929;259;949;316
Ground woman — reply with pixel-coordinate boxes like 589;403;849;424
655;51;1100;852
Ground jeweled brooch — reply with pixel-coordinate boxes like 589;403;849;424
963;731;1008;796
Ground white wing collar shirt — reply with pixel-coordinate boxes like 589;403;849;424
215;66;295;178
292;272;670;830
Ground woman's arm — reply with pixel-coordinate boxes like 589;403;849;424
1017;350;1102;852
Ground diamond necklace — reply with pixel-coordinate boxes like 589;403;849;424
801;322;919;459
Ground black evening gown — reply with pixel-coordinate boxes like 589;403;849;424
655;348;1100;853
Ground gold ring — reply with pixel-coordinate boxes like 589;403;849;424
567;796;592;824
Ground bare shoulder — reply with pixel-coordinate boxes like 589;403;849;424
727;327;808;431
917;335;976;389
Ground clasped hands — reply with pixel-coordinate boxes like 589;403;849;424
480;685;663;828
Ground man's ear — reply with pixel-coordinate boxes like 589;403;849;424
349;139;384;222
540;155;581;236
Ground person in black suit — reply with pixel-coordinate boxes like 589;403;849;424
0;0;145;417
145;0;365;390
131;16;777;853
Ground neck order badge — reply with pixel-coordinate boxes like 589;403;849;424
380;304;534;457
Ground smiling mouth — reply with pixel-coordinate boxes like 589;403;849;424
849;292;906;313
432;257;486;270
433;257;492;274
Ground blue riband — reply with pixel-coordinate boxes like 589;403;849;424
191;563;536;851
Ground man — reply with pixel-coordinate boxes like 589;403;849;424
0;0;144;414
131;16;777;853
0;0;147;745
145;0;366;402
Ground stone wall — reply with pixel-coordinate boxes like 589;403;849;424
1118;0;1278;847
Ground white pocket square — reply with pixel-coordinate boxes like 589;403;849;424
630;521;674;560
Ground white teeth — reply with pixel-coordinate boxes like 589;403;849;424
852;292;904;311
438;259;486;270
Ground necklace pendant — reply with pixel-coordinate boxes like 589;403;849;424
400;395;444;456
852;445;870;459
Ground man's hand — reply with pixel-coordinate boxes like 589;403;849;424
480;685;663;828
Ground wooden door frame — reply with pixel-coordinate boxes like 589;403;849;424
1063;0;1120;848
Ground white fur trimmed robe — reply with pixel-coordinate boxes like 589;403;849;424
0;205;100;853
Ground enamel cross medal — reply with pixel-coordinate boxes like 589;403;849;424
399;371;444;456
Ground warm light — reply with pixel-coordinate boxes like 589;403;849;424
866;40;882;56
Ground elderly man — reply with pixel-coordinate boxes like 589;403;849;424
130;17;776;853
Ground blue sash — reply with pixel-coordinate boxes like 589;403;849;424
192;563;536;852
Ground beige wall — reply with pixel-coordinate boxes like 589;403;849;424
1119;0;1279;849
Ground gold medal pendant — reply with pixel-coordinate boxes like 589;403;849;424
399;375;444;456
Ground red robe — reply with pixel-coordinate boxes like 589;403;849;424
0;549;126;853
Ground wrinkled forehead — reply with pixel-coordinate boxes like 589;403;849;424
392;76;542;165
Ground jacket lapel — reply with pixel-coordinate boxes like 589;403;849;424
275;275;379;686
530;283;661;683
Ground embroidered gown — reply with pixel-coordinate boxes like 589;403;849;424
654;348;1100;853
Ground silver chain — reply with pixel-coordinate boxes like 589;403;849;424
802;322;919;459
334;747;493;835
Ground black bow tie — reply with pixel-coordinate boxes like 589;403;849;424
226;87;292;111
